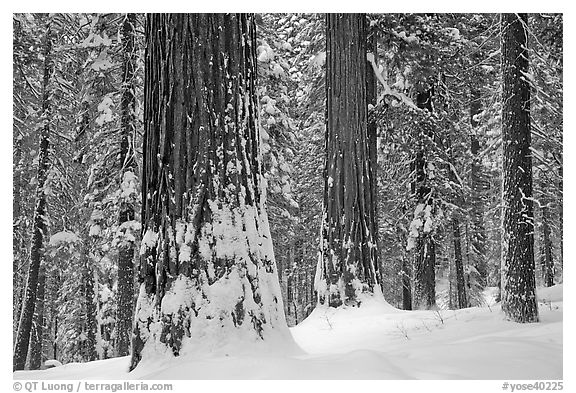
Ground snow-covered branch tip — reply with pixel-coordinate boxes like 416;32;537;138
366;52;419;110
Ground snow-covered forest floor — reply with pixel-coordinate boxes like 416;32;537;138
14;285;562;380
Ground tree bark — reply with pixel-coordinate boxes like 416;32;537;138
116;12;137;357
317;14;380;307
500;13;539;323
401;255;412;310
13;19;53;371
469;86;488;285
452;218;467;308
82;252;98;361
131;13;287;371
539;177;554;287
29;263;46;370
412;89;436;310
366;22;381;289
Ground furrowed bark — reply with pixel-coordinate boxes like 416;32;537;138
131;13;286;371
500;13;539;323
317;13;380;307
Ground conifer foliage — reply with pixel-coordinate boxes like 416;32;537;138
12;13;562;370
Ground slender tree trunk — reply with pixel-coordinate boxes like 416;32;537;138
452;218;467;308
412;89;436;310
131;13;287;371
13;19;53;371
82;249;98;361
366;22;381;288
500;13;538;323
116;12;137;358
13;137;24;337
401;256;412;310
540;183;554;287
317;13;380;308
558;165;563;268
29;264;46;370
469;87;488;285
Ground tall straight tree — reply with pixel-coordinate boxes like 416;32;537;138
130;13;288;371
13;17;53;371
411;89;436;310
316;13;380;307
116;12;137;357
500;13;539;323
469;85;488;286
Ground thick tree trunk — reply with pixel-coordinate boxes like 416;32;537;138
500;13;539;323
317;13;380;308
131;14;287;371
13;20;53;371
29;264;46;370
412;89;436;310
116;12;137;357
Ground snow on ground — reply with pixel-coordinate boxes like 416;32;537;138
14;285;562;380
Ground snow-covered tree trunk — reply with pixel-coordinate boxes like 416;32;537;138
116;12;137;357
130;13;287;371
469;86;488;286
539;175;554;287
366;25;380;288
81;249;98;361
411;89;436;310
500;13;539;323
13;19;53;371
316;13;380;308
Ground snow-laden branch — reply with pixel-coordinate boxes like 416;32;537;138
366;53;418;111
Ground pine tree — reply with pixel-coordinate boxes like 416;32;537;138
130;13;287;371
411;89;437;310
14;16;54;371
116;12;138;358
316;13;380;307
500;13;539;323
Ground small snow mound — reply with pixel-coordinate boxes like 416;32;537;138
482;286;500;305
44;359;63;369
49;231;80;247
537;284;563;303
297;291;400;330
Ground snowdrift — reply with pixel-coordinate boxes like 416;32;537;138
14;285;562;379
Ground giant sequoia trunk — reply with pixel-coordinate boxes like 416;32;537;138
411;89;436;310
116;12;137;357
316;13;380;308
500;13;539;323
13;20;53;371
130;14;287;371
